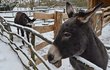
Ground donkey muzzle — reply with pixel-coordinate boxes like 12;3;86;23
48;44;62;68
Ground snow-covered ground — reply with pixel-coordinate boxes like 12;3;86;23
0;40;24;70
99;24;110;45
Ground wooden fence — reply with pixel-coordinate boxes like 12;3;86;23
102;6;110;26
92;6;110;36
0;16;53;70
32;11;62;64
92;11;103;36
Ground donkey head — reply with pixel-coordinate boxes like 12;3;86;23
48;2;103;67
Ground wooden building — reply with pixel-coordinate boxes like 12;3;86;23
87;0;110;8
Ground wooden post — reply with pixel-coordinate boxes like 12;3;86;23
0;17;4;33
87;0;98;9
8;25;13;41
96;12;103;36
31;33;36;62
54;11;62;37
31;33;35;47
100;13;103;36
30;25;36;66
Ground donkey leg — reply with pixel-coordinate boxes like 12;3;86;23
69;57;94;70
17;27;19;34
26;31;30;42
20;29;25;45
25;25;32;42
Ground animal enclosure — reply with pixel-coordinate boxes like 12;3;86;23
0;5;110;69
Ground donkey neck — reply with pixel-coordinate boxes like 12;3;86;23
80;28;108;69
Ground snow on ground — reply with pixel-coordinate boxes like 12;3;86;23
99;24;110;45
0;39;24;70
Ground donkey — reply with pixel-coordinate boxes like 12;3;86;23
48;2;108;70
14;12;36;44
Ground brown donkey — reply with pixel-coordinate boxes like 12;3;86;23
14;12;36;44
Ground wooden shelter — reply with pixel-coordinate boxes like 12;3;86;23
86;0;110;36
87;0;110;8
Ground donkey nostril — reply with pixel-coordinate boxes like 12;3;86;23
48;54;54;62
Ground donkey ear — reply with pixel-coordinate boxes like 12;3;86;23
78;2;103;23
66;2;76;18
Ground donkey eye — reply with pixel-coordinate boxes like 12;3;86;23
62;32;71;41
64;32;71;37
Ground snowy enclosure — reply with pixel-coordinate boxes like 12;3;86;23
0;7;110;70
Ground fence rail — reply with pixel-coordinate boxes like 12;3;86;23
0;10;35;13
0;16;53;70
